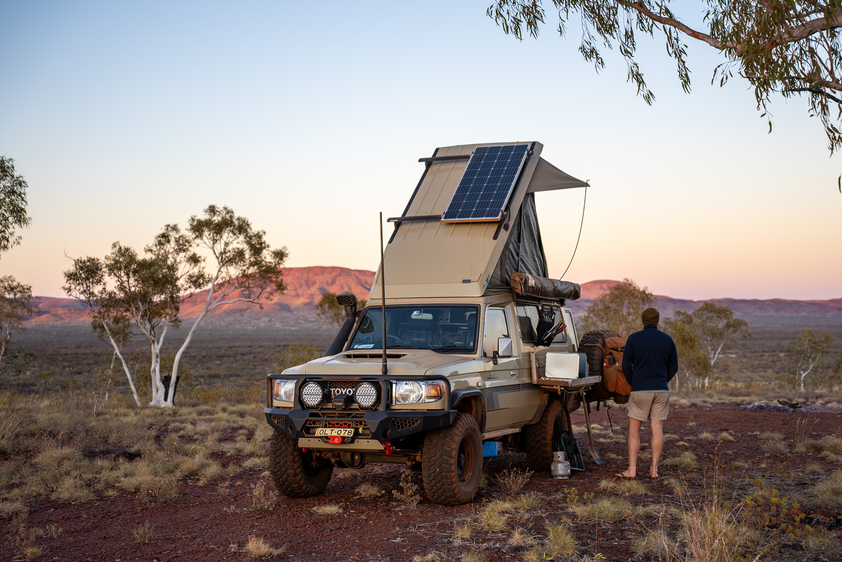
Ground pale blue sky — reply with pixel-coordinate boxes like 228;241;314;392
2;1;840;300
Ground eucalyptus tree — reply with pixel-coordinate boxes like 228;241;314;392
0;276;37;368
788;328;835;399
579;278;656;337
0;157;36;375
0;156;31;255
164;205;288;406
63;236;205;407
64;205;288;407
488;1;842;160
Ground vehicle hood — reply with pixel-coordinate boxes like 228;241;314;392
282;350;485;377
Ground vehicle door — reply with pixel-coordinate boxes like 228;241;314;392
482;304;542;431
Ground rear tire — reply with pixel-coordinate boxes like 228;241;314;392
524;399;568;471
269;430;333;498
422;412;482;505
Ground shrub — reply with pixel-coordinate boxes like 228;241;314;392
493;467;533;497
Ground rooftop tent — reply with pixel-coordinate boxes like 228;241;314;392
371;141;588;300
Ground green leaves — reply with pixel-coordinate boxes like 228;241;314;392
0;157;31;257
487;0;842;158
579;278;656;337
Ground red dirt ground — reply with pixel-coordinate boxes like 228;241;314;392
3;403;842;561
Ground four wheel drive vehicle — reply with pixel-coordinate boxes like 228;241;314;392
265;142;614;505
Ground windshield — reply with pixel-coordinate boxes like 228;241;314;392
348;305;479;352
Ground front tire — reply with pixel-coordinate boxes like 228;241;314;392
422;412;482;505
524;399;568;471
269;430;333;498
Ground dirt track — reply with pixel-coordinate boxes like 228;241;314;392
3;403;842;561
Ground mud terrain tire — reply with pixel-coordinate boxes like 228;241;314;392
269;430;333;498
422;412;482;505
524;398;568;471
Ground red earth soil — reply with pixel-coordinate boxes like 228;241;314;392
2;403;841;562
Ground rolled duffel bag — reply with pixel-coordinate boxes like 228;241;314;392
510;272;581;300
580;329;630;404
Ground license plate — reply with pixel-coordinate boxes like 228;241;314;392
315;428;354;437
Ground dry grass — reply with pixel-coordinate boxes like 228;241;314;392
132;521;154;544
460;551;485;562
508;526;535;547
600;477;648;496
762;440;789;456
493;466;533;497
662;451;699;470
354;483;383;499
453;520;473;542
759;432;785;441
479;500;513;532
245;536;285;559
698;432;715;441
545;521;578;558
802;527;841;553
0;392;269;507
312;504;343;515
718;431;736;442
571;497;631;522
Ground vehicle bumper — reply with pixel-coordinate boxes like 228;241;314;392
264;407;456;442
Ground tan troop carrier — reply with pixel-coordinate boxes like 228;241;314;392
265;142;610;505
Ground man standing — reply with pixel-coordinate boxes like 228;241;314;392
617;307;678;479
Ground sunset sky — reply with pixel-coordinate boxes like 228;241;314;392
2;1;840;301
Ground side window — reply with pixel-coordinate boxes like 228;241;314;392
483;307;509;357
516;305;539;344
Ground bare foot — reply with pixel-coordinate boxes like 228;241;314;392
650;469;659;479
616;470;636;478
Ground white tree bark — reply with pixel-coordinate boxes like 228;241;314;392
100;322;141;407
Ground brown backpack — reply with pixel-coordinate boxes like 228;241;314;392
602;336;631;395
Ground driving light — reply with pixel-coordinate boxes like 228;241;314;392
301;382;324;408
273;379;295;403
355;382;379;409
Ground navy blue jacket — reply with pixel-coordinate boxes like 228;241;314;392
622;325;678;391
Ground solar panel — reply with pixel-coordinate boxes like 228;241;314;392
441;144;530;223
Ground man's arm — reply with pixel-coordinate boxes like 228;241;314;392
667;340;678;382
622;336;635;387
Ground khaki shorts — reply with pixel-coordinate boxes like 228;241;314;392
627;391;669;421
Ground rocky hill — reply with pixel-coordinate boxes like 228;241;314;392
29;268;842;327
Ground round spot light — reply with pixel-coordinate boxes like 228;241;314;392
355;382;378;409
301;382;324;408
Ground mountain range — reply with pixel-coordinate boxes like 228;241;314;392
28;266;842;327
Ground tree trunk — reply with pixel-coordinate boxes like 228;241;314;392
101;324;141;407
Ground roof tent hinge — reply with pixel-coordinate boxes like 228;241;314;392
387;215;442;224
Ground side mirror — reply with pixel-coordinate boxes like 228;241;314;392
497;337;513;358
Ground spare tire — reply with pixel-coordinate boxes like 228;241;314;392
579;329;628;404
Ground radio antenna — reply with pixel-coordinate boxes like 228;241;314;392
379;212;388;375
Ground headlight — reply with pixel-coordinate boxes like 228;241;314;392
272;379;295;403
391;381;446;405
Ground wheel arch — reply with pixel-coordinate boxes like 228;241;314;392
451;389;485;433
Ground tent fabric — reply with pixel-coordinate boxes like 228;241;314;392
527;158;589;193
488;193;547;289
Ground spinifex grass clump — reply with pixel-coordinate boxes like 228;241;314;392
0;389;272;506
